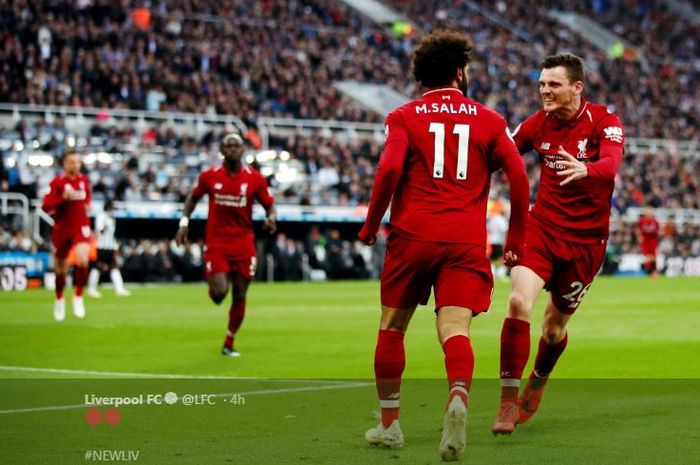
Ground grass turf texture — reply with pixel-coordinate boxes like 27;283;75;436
1;277;699;464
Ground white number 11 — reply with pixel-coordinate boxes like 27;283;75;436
429;122;470;180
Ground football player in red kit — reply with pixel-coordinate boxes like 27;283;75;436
492;54;625;434
637;207;660;279
176;133;276;357
42;148;92;321
358;31;530;460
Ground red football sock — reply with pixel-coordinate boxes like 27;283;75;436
224;300;246;347
499;317;531;401
533;333;568;379
73;266;88;297
55;273;66;299
442;335;474;408
374;329;405;428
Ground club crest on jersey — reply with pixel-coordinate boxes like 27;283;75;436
540;142;551;150
240;183;248;196
214;183;223;190
576;138;588;159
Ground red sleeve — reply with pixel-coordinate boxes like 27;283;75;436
361;111;409;236
84;176;92;208
510;114;536;154
491;125;529;259
42;177;65;215
255;172;275;209
191;171;208;201
587;114;624;181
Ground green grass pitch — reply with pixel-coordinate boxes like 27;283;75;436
1;277;699;464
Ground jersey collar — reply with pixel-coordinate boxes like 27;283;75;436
422;87;463;98
548;98;589;128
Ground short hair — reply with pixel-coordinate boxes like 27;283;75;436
541;53;585;84
221;132;244;145
61;148;80;163
413;30;473;88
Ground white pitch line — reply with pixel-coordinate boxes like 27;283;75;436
0;366;356;385
0;381;372;415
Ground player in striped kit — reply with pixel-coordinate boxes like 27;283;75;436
87;200;131;297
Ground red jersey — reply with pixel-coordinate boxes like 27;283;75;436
192;164;274;258
512;98;624;243
365;87;527;247
638;216;660;246
42;173;91;232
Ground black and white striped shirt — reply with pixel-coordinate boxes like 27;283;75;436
95;212;118;251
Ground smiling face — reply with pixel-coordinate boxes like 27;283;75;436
539;66;583;119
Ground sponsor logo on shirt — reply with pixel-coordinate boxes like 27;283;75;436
603;126;623;143
64;184;87;200
214;193;247;207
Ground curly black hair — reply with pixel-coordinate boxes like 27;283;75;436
412;30;473;88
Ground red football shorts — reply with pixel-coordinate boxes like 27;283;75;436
380;236;493;313
520;220;606;315
640;240;658;256
204;247;257;280
52;225;91;259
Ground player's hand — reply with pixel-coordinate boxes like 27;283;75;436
358;226;376;246
503;236;523;267
262;216;277;234
503;250;519;267
556;146;588;186
175;226;189;246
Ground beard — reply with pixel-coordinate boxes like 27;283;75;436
458;77;469;95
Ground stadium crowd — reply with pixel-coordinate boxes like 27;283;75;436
1;1;699;281
1;0;698;138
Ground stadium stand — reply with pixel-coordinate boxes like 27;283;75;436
1;0;698;280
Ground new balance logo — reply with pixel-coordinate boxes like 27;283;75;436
540;142;551;150
603;126;623;143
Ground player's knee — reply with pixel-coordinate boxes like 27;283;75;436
209;287;227;305
541;325;565;345
507;292;531;319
